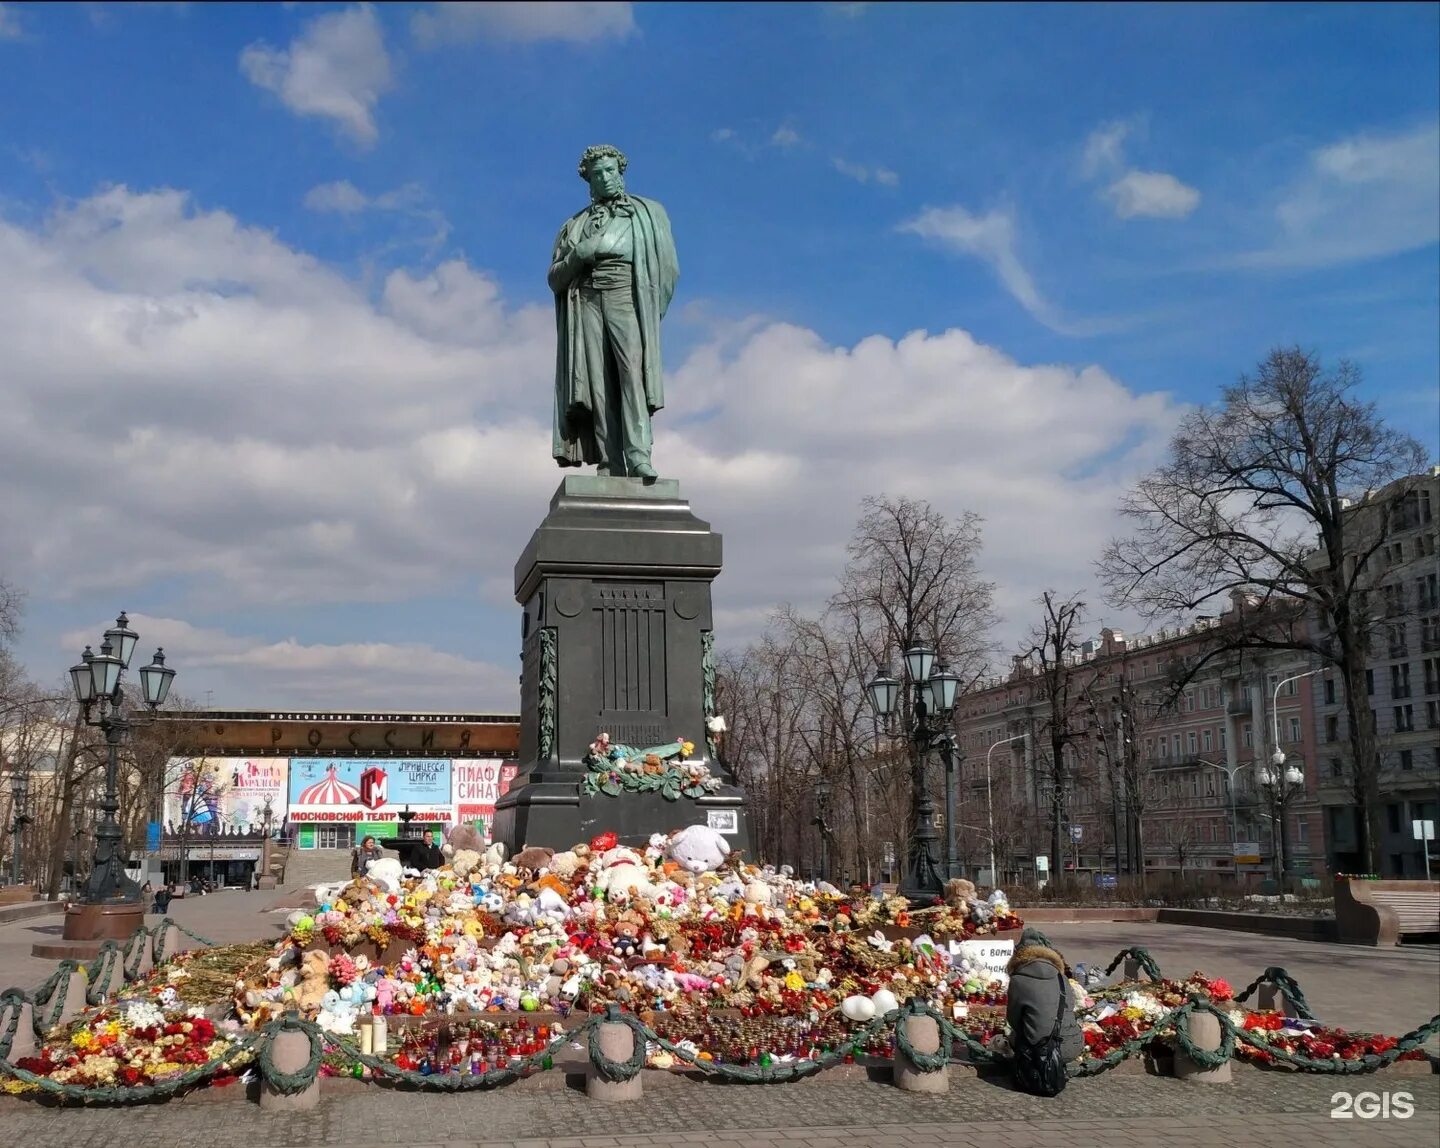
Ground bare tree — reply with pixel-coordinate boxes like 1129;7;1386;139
1022;591;1088;874
1099;348;1431;873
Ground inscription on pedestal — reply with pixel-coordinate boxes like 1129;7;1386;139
606;722;668;745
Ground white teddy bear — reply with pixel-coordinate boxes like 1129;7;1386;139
593;845;656;903
665;824;732;875
366;857;404;894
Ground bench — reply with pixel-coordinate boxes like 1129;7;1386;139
1335;878;1440;945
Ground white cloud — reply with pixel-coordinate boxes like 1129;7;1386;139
1104;170;1201;219
62;615;513;709
1240;123;1440;268
240;4;393;146
0;3;23;38
711;128;736;143
411;1;634;47
4;184;1180;707
900;204;1098;334
1081;121;1131;179
832;157;899;186
303;179;370;214
771;125;803;148
1080;117;1199;222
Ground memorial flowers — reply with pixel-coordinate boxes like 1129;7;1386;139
581;731;722;800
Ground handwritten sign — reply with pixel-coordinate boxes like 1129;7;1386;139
955;938;1014;976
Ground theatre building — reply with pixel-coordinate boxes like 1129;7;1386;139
157;710;519;887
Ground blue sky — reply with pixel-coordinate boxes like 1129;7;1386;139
1;2;1436;710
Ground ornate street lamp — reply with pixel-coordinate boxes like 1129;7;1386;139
865;645;964;903
57;613;177;950
813;775;832;883
8;764;32;887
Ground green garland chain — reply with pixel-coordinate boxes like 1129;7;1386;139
1234;967;1316;1021
256;1012;325;1095
3;930;1438;1103
1103;946;1163;982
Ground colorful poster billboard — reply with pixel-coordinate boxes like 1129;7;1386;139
164;757;288;835
286;758;453;824
451;760;519;840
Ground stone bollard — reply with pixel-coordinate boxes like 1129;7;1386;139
1256;983;1295;1018
5;1001;38;1062
1174;1010;1231;1084
57;970;89;1024
259;1025;321;1111
893;1012;949;1093
586;1020;643;1101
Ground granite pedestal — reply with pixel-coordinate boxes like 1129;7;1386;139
493;476;752;857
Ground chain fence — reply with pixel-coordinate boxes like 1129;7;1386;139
0;926;1435;1104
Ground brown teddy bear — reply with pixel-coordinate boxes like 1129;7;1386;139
295;949;331;1011
512;845;555;873
945;877;977;915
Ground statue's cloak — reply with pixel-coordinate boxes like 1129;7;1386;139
551;195;678;466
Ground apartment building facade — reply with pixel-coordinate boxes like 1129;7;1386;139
1311;468;1440;877
951;596;1323;886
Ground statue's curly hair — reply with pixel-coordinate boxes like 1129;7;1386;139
578;144;628;180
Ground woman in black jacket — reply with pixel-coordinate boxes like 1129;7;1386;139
1005;928;1086;1068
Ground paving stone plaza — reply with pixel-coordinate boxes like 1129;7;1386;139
1;890;1435;1148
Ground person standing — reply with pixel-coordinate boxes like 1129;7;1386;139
412;830;445;872
355;835;383;876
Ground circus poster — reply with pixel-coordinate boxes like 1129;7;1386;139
286;758;453;824
164;757;287;836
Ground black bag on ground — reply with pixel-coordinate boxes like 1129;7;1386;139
1011;968;1069;1096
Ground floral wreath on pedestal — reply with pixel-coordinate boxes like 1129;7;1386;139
580;731;722;801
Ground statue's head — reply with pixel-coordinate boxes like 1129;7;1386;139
578;144;627;202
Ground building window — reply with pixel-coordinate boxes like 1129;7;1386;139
1185;692;1195;712
1219;727;1227;750
1394;704;1414;732
1424;658;1440;695
1288;716;1301;742
1159;738;1168;759
1427;699;1440;729
1423;615;1440;653
1330;758;1343;779
1172;733;1181;757
1297;818;1309;844
1323;678;1336;704
1203;729;1213;752
1418;532;1436;558
1391;662;1412;699
1387;624;1408;658
1243;723;1253;748
1386;804;1401;834
1382;583;1405;617
1188;731;1198;755
1204;774;1215;796
1325;714;1339;742
1419;572;1439;612
1399;749;1414;771
1190;775;1199;796
1366;668;1375;695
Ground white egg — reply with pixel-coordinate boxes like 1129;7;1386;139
841;994;877;1022
870;988;900;1015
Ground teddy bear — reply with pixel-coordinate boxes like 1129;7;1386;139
665;824;731;875
512;845;555;873
548;845;588;881
945;877;978;915
593;845;656;903
443;822;486;858
295;949;331;1012
366;856;404;894
611;908;647;959
450;849;482;879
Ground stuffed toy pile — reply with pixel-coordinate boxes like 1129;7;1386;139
235;825;1024;1032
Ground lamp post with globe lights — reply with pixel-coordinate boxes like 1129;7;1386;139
43;613;176;957
864;644;961;903
1261;669;1318;888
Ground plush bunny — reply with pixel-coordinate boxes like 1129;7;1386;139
366;857;404;894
